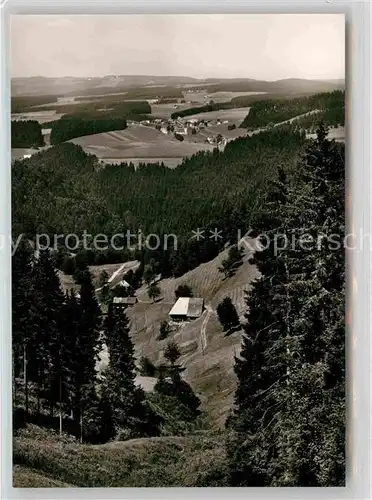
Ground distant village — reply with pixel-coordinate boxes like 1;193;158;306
13;88;243;161
129;90;236;148
130;115;230;148
108;86;239;147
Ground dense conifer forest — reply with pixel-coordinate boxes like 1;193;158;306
11;120;44;148
21;99;151;117
50;117;128;144
227;125;345;486
12;126;305;277
12;245;200;443
240;90;344;129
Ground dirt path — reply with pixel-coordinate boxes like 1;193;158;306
95;261;140;293
200;304;213;353
107;262;129;283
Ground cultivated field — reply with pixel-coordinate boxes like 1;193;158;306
307;125;345;142
11;110;64;124
99;157;184;168
69;125;215;165
196;123;250;142
11;148;40;161
151;90;263;118
151;103;191;118
183;90;267;104
181;107;250;124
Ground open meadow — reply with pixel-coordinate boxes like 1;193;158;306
181;107;250;123
11;110;64;124
69;124;215;166
58;260;140;294
307;125;345;142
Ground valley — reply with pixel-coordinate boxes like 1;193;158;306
11;73;345;488
11;76;344;165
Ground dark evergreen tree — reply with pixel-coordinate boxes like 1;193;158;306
12;239;34;415
148;283;161;302
217;297;240;332
164;341;181;366
158;320;171;340
139;356;156;377
154;366;201;420
73;270;102;441
30;249;65;415
49;290;81;435
80;389;116;444
60;256;76;275
168;370;201;418
175;284;193;299
103;308;160;438
227;125;345;486
143;264;155;285
100;284;111;306
11;120;44;148
219;245;244;278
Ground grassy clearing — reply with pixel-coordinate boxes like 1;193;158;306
11;110;64;124
13;425;228;487
58;261;138;294
307;126;345;142
69;125;214;161
180;107;250;123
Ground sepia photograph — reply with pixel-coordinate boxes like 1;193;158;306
11;14;345;487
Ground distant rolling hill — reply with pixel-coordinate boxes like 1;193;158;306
267;77;345;93
11;75;199;97
11;75;345;97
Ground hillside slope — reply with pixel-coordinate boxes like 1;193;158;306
69;125;214;160
122;240;260;427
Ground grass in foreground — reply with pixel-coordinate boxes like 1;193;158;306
13;425;229;487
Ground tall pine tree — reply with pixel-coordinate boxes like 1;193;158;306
103;307;160;438
73;270;102;442
30;249;65;415
227;125;345;486
12;239;34;416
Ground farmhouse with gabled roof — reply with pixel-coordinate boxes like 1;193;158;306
169;297;204;321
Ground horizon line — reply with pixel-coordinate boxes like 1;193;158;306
11;74;346;82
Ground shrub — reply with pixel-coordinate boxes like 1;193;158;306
158;321;171;341
140;356;156;377
61;256;76;275
175;284;193;299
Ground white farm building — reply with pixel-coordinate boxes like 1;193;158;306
169;297;204;322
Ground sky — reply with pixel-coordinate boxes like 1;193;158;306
11;14;345;81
